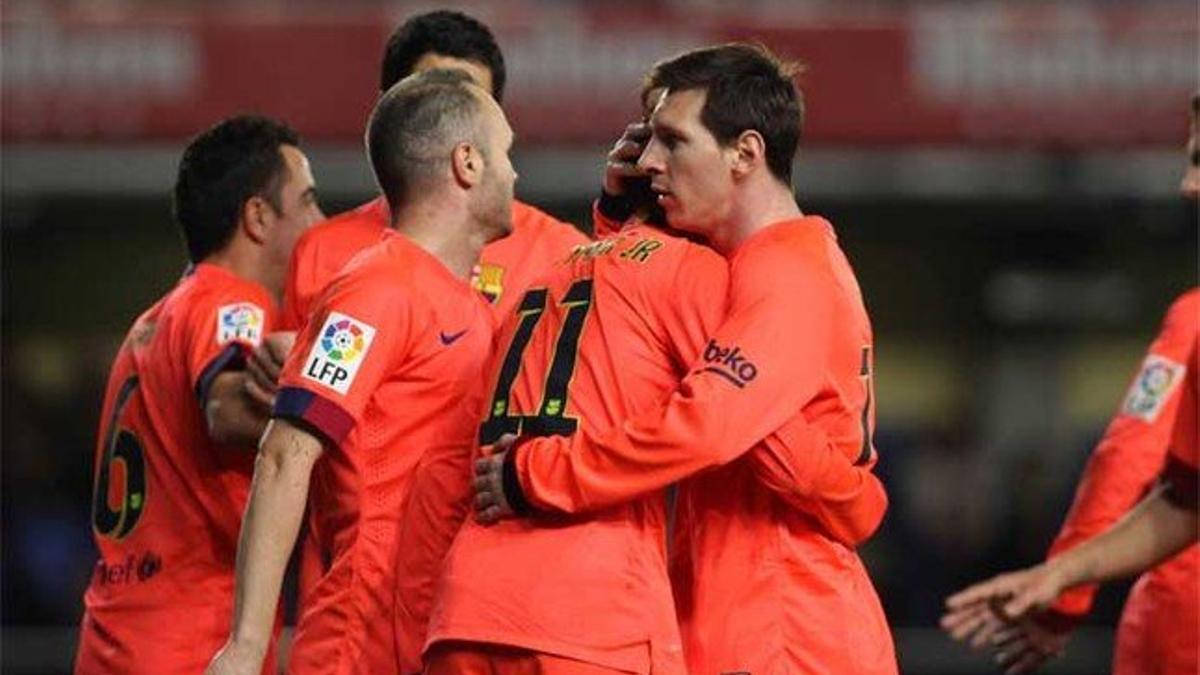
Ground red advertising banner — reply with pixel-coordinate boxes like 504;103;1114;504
2;2;1194;147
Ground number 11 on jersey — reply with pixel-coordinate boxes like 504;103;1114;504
479;280;594;445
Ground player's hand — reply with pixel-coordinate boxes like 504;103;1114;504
987;614;1072;675
940;594;1010;649
244;331;296;409
943;562;1068;625
205;639;265;675
473;434;517;524
603;122;652;197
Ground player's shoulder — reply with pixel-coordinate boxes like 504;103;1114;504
578;225;688;263
742;216;846;279
334;231;458;303
175;263;273;311
159;265;272;349
296;197;389;252
746;215;834;259
565;226;709;296
512;200;588;246
1150;286;1200;351
1165;287;1200;321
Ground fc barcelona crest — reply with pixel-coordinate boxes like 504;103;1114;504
472;263;505;304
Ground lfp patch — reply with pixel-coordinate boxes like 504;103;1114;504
302;312;376;395
217;303;264;346
1121;354;1187;422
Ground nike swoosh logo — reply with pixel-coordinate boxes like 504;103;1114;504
439;329;469;345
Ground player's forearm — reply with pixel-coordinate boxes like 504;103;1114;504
517;350;821;514
517;268;829;514
751;431;887;546
516;380;756;513
206;372;270;448
1044;427;1168;616
228;423;318;649
1049;487;1198;590
1050;417;1174;554
778;472;888;547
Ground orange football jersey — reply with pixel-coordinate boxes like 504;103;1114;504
1047;289;1197;675
75;263;278;675
509;217;898;674
273;231;494;674
426;226;727;674
280;197;588;330
280;196;587;666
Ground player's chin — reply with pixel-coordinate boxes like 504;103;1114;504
489;218;514;242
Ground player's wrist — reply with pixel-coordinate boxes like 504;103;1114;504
1042;556;1082;596
224;640;268;666
596;190;637;223
501;441;535;516
228;623;271;656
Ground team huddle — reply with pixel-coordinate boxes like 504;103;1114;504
76;9;1198;675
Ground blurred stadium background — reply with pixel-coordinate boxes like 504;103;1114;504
1;0;1196;673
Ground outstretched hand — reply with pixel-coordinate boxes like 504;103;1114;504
941;563;1073;674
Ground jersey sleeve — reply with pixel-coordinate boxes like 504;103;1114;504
1162;335;1198;511
510;233;856;514
749;417;888;546
273;270;413;447
186;282;276;406
592;196;628;238
1046;291;1197;618
1163;437;1199;511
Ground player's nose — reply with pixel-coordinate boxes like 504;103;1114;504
636;140;665;175
1181;166;1200;201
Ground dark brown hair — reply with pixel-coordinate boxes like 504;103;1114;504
173;115;299;263
643;43;804;184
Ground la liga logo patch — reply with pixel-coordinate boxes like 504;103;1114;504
321;318;368;363
217;303;264;346
1121;354;1186;422
303;312;376;395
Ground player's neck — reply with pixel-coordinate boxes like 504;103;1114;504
203;240;278;300
392;202;483;281
710;181;802;255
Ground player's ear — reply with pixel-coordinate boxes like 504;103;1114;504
240;195;271;245
450;142;483;189
730;129;766;180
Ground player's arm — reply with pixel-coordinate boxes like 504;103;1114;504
943;485;1197;675
478;237;859;517
750;422;888;546
241;332;297;409
1040;292;1195;619
191;296;278;450
208;419;322;675
204;370;271;448
944;483;1197;630
946;294;1200;665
